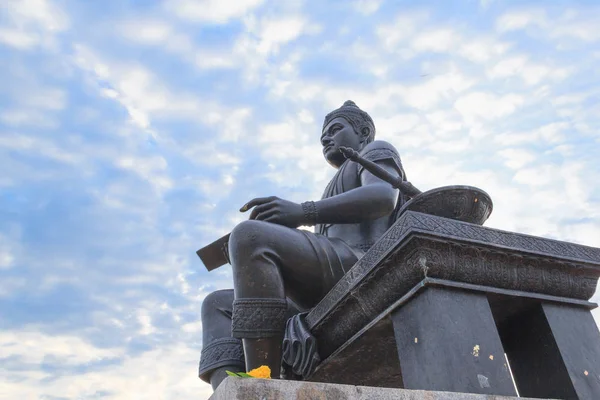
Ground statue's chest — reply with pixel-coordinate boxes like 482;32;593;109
322;162;361;200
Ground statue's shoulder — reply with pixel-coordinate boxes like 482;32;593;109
359;140;400;158
357;140;405;178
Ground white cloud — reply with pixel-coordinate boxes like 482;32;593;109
181;144;242;171
427;137;472;153
497;148;537;169
375;11;511;65
272;66;475;117
1;330;212;400
0;28;38;49
513;164;557;187
255;16;307;55
196;174;236;199
0;108;59;128
487;55;571;85
72;45;249;133
229;14;317;83
181;320;203;333
137;310;156;335
551;93;590;107
0;132;85;165
0;234;18;270
165;0;265;23
235;13;317;69
195;52;237;69
551;20;600;43
376;114;422;137
4;0;69;32
0;0;69;51
375;11;428;51
253;116;332;193
298;109;315;124
454;92;524;122
403;70;475;110
562;222;600;248
458;37;511;63
494;122;569;146
496;9;547;33
412;28;459;53
496;7;600;43
423;110;463;134
0;251;14;269
16;86;68;110
353;0;383;15
120;20;172;44
118;19;237;70
0;330;124;366
117;155;173;192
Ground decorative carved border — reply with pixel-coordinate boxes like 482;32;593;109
198;338;244;380
306;211;600;358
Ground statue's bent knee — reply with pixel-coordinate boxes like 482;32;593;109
228;220;271;256
198;290;244;382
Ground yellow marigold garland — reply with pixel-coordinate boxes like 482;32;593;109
226;365;271;379
247;365;271;379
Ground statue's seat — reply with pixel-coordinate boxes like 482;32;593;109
299;209;600;397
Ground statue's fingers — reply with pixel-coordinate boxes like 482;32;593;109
240;196;275;212
249;202;274;219
255;208;278;221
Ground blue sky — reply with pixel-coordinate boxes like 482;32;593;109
1;0;599;398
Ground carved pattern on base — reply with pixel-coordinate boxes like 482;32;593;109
232;298;288;338
198;338;244;380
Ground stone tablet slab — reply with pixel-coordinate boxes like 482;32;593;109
209;377;544;400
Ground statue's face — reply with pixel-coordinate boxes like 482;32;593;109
321;117;363;168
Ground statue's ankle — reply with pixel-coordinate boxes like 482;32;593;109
231;298;288;379
242;336;284;379
209;366;243;390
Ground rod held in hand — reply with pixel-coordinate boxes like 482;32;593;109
339;146;422;198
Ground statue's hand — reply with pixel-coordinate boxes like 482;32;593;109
240;196;305;228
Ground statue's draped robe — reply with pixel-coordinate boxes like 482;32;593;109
298;140;408;294
281;140;407;379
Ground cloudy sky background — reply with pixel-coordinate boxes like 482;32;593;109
1;0;599;398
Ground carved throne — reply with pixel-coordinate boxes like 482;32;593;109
199;185;600;399
301;186;600;399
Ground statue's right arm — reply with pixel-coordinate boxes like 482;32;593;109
238;152;402;227
311;158;400;225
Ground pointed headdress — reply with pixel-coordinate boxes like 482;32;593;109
323;100;376;141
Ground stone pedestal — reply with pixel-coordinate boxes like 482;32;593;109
496;301;600;398
390;287;516;395
302;211;600;399
209;377;541;400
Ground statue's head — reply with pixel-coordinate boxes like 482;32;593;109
321;100;375;168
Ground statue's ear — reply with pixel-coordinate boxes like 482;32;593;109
360;127;371;142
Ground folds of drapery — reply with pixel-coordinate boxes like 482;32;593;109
281;312;321;380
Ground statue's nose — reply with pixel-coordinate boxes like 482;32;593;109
321;137;333;147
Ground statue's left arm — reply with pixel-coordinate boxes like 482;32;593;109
310;157;400;224
241;142;403;228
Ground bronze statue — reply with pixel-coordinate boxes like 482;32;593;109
198;100;420;389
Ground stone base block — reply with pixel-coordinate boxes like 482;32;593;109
209;377;541;400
